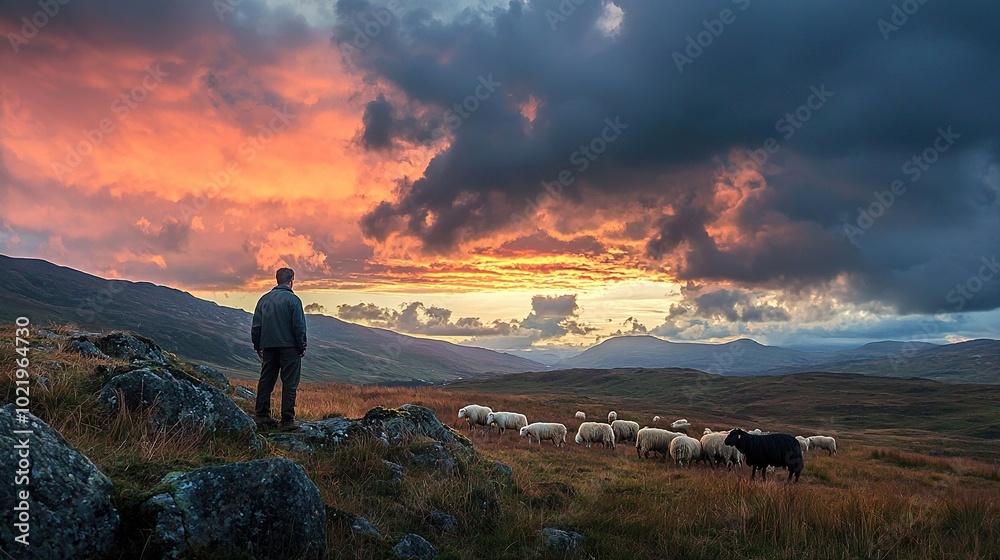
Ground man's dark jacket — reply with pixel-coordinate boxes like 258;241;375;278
251;284;307;352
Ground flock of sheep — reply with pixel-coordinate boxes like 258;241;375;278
457;405;838;482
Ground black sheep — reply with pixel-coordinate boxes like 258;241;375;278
724;428;803;482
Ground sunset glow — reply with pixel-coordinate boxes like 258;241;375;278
2;0;998;353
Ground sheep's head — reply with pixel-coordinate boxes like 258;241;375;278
519;426;528;437
457;408;467;419
725;429;745;447
486;413;495;425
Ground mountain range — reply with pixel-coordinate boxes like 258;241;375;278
554;335;1000;383
0;255;542;384
1;254;997;384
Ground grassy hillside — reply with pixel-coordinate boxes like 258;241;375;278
4;327;1000;559
0;255;541;384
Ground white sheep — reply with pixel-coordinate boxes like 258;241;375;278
669;435;702;467
457;405;492;432
652;415;661;423
796;435;811;453
808;435;837;456
607;411;618;424
635;428;684;461
703;427;714;435
575;411;586;420
520;422;568;447
700;430;741;469
671;419;692;434
575;422;615;449
750;428;763;435
486;411;528;435
611;420;640;444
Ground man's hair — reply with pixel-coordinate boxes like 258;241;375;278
276;268;295;285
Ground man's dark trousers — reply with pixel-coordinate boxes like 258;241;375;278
256;347;301;423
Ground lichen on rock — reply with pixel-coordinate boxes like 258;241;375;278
0;405;120;557
140;458;326;560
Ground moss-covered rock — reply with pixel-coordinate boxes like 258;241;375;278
363;404;471;448
98;366;256;436
0;405;119;557
140;458;326;559
93;331;172;364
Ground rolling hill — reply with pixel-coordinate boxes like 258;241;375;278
0;255;542;383
554;335;999;383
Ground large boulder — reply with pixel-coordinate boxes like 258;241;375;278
0;405;119;557
364;404;471;448
98;366;256;435
141;458;326;559
263;416;366;454
75;331;171;365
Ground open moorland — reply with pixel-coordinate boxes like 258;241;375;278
2;326;999;559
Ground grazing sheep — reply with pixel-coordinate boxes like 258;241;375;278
750;428;763;435
671;419;690;428
669;435;702;467
611;420;640;444
575;411;586;421
652;415;661;423
635;428;684;461
575;422;615;449
700;431;741;469
457;405;492;432
704;427;714;435
725;429;803;482
808;435;837;456
796;436;811;453
608;411;618;424
486;412;528;435
520;422;568;447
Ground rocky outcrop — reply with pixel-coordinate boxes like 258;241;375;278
140;458;326;560
364;404;472;448
392;533;438;559
98;366;256;435
0;406;119;558
266;405;470;456
194;364;229;388
73;331;171;364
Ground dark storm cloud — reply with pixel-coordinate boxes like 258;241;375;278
333;0;1000;314
359;94;438;150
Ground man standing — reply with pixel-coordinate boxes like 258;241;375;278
251;267;307;431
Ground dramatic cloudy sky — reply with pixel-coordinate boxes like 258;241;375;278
2;0;998;353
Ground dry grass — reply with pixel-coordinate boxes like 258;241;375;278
3;326;1000;559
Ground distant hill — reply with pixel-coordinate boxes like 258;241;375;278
555;336;814;374
0;255;542;384
554;335;998;383
762;339;1000;383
